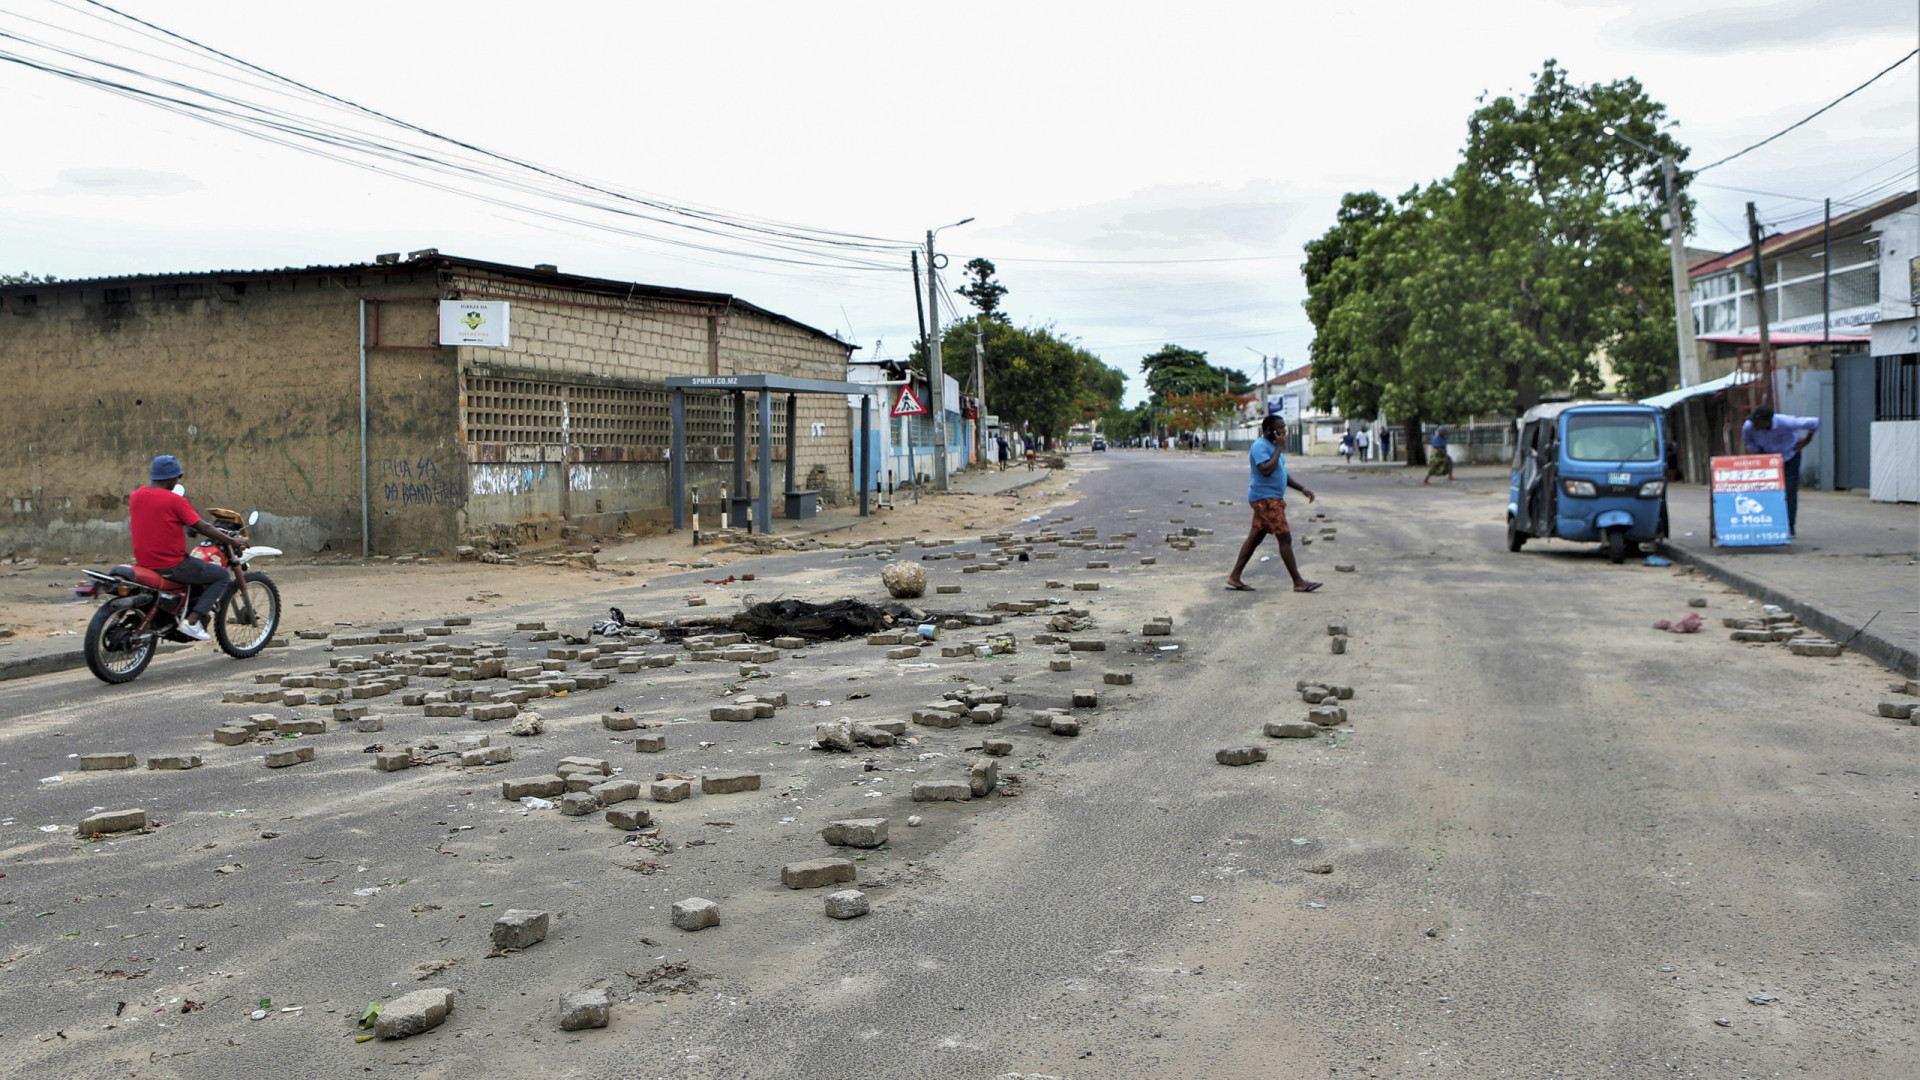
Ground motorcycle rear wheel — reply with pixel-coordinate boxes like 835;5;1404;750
215;571;281;658
85;603;156;684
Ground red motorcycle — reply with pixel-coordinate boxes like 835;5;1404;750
77;508;283;684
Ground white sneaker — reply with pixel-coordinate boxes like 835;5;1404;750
177;621;210;642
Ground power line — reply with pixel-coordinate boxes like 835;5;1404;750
994;254;1289;265
1695;48;1918;173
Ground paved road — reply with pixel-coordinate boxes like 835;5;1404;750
2;453;1911;1079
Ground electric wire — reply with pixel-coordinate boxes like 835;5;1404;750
1694;48;1918;173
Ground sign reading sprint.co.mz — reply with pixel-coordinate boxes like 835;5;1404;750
1710;453;1789;548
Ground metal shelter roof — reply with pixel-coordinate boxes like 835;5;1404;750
664;374;876;396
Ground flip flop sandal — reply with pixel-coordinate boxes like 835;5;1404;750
1293;582;1323;593
1225;582;1256;592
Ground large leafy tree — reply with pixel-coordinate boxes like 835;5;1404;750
929;319;1125;448
1140;344;1250;403
1303;59;1689;453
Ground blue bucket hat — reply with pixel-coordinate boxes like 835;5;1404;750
149;455;184;482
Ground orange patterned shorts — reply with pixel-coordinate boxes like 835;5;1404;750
1250;497;1290;537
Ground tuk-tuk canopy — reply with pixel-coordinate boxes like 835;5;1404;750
1517;400;1662;426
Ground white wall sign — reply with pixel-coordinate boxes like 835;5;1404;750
439;300;511;347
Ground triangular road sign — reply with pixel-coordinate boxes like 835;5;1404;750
891;384;927;417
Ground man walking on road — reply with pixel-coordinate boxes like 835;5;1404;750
1742;406;1820;536
1226;415;1320;593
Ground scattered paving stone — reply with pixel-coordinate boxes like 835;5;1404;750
80;752;137;771
935;585;962;594
212;726;253;746
502;776;566;800
852;722;896;747
782;857;857;889
1049;716;1082;737
824;889;870;920
558;988;611;1031
1300;685;1332;703
1330;636;1348;654
78;808;146;835
885;646;923;660
1072;582;1100;591
822;818;888;848
969;703;1005;724
970;757;999;796
356;716;386;733
1326;622;1348;636
1048;658;1073;672
1687;597;1708;608
912;780;972;802
333;705;368;721
1329;684;1354;700
606;807;653;830
492;908;550;950
1788;639;1843;657
1879;701;1916;720
1216;746;1268;766
460;746;514;767
906;814;923;827
1263;719;1318;738
145;754;202;770
509;713;547;736
1306;704;1348;726
814;720;857;750
709;705;759;722
1068;639;1105;652
375;752;413;772
560;791;600;816
264;746;315;768
1103;670;1133;686
633;734;668;753
701;771;761;795
982;738;1013;756
1334;564;1355;573
1071;689;1099;708
375;987;454;1039
650;779;692;803
589;779;639;804
279;718;327;735
471;703;518;721
671;897;720;931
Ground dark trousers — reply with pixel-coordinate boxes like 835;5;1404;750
159;556;228;619
1782;453;1802;535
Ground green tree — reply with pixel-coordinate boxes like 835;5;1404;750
956;258;1008;321
1;272;57;285
1140;344;1250;405
928;320;1125;449
1302;59;1690;452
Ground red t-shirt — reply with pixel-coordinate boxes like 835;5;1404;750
128;486;199;569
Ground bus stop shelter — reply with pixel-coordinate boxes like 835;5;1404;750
665;374;875;534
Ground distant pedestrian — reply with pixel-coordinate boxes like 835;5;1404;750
1025;442;1036;471
997;437;1010;471
1339;431;1355;464
1226;415;1320;594
1355;428;1370;461
1741;406;1820;536
1424;426;1453;484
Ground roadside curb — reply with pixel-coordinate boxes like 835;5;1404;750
0;641;195;684
1655;540;1917;678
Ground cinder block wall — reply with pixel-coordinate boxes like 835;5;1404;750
0;270;459;557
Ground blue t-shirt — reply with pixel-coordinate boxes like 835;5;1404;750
1248;438;1289;503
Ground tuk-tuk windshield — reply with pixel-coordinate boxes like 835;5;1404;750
1565;412;1659;463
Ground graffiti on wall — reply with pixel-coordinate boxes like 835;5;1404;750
470;463;547;498
382;456;458;506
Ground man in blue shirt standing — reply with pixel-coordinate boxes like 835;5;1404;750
1741;406;1820;536
1227;414;1320;592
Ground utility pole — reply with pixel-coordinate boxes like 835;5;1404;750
1746;201;1774;378
1661;156;1701;388
1821;198;1832;342
926;229;947;490
972;317;986;468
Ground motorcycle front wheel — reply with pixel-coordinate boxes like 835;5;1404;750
215;571;281;658
85;603;157;684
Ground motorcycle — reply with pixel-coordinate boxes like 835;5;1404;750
76;508;283;684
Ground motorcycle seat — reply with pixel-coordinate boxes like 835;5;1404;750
114;564;188;593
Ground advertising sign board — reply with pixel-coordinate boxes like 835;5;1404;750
1710;454;1790;547
438;300;510;347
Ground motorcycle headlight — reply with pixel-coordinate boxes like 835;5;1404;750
1561;479;1597;497
1638;480;1665;497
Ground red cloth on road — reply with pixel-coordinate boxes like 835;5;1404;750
128;486;198;569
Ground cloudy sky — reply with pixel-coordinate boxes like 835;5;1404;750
2;0;1914;402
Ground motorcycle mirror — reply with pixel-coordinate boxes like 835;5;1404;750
172;483;186;496
247;510;260;526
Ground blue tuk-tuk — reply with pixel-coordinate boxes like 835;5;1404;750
1507;401;1668;563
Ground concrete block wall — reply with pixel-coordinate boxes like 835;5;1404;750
0;271;460;557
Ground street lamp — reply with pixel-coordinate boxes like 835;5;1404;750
925;216;974;489
1604;125;1700;388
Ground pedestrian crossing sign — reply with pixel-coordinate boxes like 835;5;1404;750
891;384;927;417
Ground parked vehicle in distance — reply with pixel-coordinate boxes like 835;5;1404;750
1091;438;1106;451
1507;402;1668;564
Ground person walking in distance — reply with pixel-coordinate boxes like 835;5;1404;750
1339;430;1355;464
1424;425;1454;484
1355;427;1370;461
1741;406;1820;536
1226;415;1320;593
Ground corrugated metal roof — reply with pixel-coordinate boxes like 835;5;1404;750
0;252;855;350
1688;190;1916;278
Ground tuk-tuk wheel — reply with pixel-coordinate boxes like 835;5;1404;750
1506;514;1527;553
1605;527;1627;564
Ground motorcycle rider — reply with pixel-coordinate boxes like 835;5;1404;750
128;455;236;642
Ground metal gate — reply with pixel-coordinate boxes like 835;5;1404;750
1833;352;1874;490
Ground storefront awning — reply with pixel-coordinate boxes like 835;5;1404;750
1639;370;1757;411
